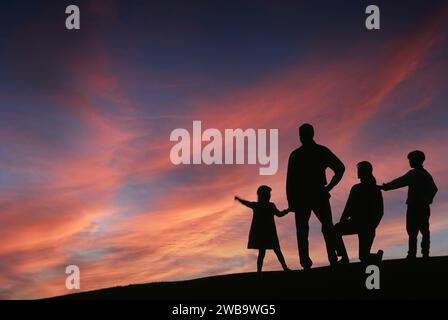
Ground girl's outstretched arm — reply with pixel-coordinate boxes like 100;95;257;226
235;196;256;209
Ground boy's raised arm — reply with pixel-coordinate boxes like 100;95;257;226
382;172;411;191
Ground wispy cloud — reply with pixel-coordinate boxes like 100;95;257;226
0;1;447;299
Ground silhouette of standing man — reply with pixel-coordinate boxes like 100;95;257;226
287;124;345;269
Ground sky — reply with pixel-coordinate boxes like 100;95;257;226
0;0;447;299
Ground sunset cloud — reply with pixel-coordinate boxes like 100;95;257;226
0;1;447;299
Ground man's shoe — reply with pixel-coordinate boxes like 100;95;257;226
422;254;430;260
406;254;416;260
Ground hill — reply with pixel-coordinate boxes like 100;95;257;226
50;256;448;300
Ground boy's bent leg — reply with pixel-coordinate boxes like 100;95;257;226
295;209;313;269
406;206;418;258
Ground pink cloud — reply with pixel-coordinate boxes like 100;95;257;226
1;4;448;300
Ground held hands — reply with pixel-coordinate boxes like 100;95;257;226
278;208;292;217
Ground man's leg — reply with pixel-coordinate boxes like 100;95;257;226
313;199;338;265
406;206;418;259
419;205;431;258
295;209;313;269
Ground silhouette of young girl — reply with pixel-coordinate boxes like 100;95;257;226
235;185;291;276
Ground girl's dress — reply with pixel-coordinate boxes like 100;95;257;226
247;202;281;249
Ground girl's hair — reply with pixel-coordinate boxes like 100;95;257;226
357;161;376;184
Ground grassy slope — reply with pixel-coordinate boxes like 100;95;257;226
50;256;448;300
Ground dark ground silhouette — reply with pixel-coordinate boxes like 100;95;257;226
48;256;448;300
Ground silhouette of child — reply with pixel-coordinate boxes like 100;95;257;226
381;150;438;259
235;185;291;276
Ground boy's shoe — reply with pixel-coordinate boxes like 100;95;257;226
422;254;430;260
256;272;263;280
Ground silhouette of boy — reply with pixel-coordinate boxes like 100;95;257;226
381;151;438;259
334;161;384;264
235;185;290;276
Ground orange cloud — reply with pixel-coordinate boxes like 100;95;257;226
1;4;448;300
